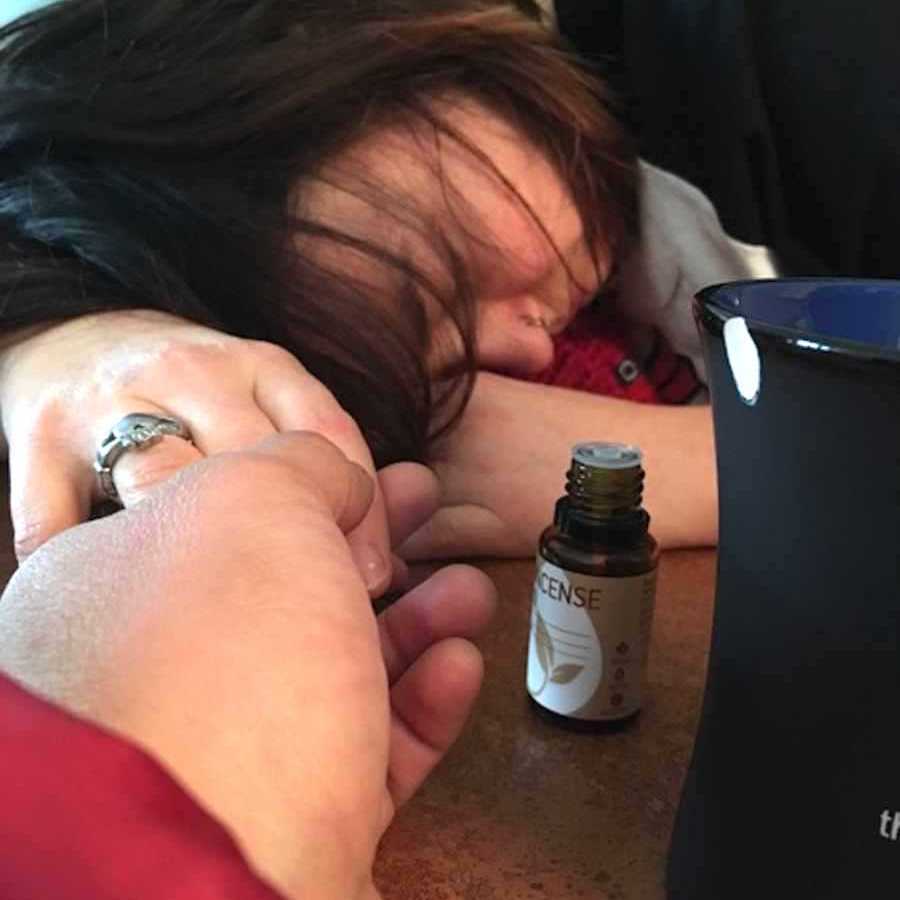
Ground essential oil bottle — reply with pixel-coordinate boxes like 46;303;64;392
526;442;659;728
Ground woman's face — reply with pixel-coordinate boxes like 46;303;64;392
300;100;612;377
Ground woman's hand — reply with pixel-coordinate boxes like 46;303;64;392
0;309;395;593
0;432;496;900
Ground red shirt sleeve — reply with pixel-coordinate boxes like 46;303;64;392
0;673;284;900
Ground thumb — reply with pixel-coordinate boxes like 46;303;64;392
247;431;376;536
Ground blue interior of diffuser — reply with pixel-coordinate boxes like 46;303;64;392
704;279;900;353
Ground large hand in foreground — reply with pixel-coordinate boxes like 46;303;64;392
0;310;395;594
0;433;496;900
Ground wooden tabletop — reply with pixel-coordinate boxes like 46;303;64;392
374;550;717;900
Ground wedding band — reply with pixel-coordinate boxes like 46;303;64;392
94;412;193;503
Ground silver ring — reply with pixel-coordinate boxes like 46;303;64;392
94;413;193;503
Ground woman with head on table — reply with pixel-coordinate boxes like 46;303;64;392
0;0;766;580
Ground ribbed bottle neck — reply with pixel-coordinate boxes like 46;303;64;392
564;456;644;517
555;442;648;543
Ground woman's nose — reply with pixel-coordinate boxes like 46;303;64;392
475;300;555;375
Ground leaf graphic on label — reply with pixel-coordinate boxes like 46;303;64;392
535;609;554;673
550;664;584;685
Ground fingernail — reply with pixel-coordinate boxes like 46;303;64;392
352;542;390;595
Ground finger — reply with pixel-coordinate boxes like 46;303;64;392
401;560;444;591
377;463;441;548
7;439;91;562
388;638;484;808
252;345;391;595
378;564;496;684
171;402;275;456
377;463;439;599
243;431;376;536
384;553;410;599
102;405;206;508
397;503;510;561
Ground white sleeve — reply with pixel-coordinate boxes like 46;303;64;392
615;160;780;384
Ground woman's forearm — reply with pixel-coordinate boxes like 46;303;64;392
404;373;718;560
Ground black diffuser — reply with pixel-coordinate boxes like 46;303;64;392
668;279;900;899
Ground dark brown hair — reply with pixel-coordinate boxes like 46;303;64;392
0;0;636;466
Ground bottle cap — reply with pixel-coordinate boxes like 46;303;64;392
572;442;642;471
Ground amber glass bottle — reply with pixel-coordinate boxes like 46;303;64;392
526;442;659;729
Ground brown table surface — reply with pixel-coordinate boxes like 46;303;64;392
374;550;717;900
0;486;716;900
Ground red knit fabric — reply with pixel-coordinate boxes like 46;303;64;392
528;306;702;404
0;673;282;900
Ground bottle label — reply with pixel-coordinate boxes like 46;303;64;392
526;558;657;721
